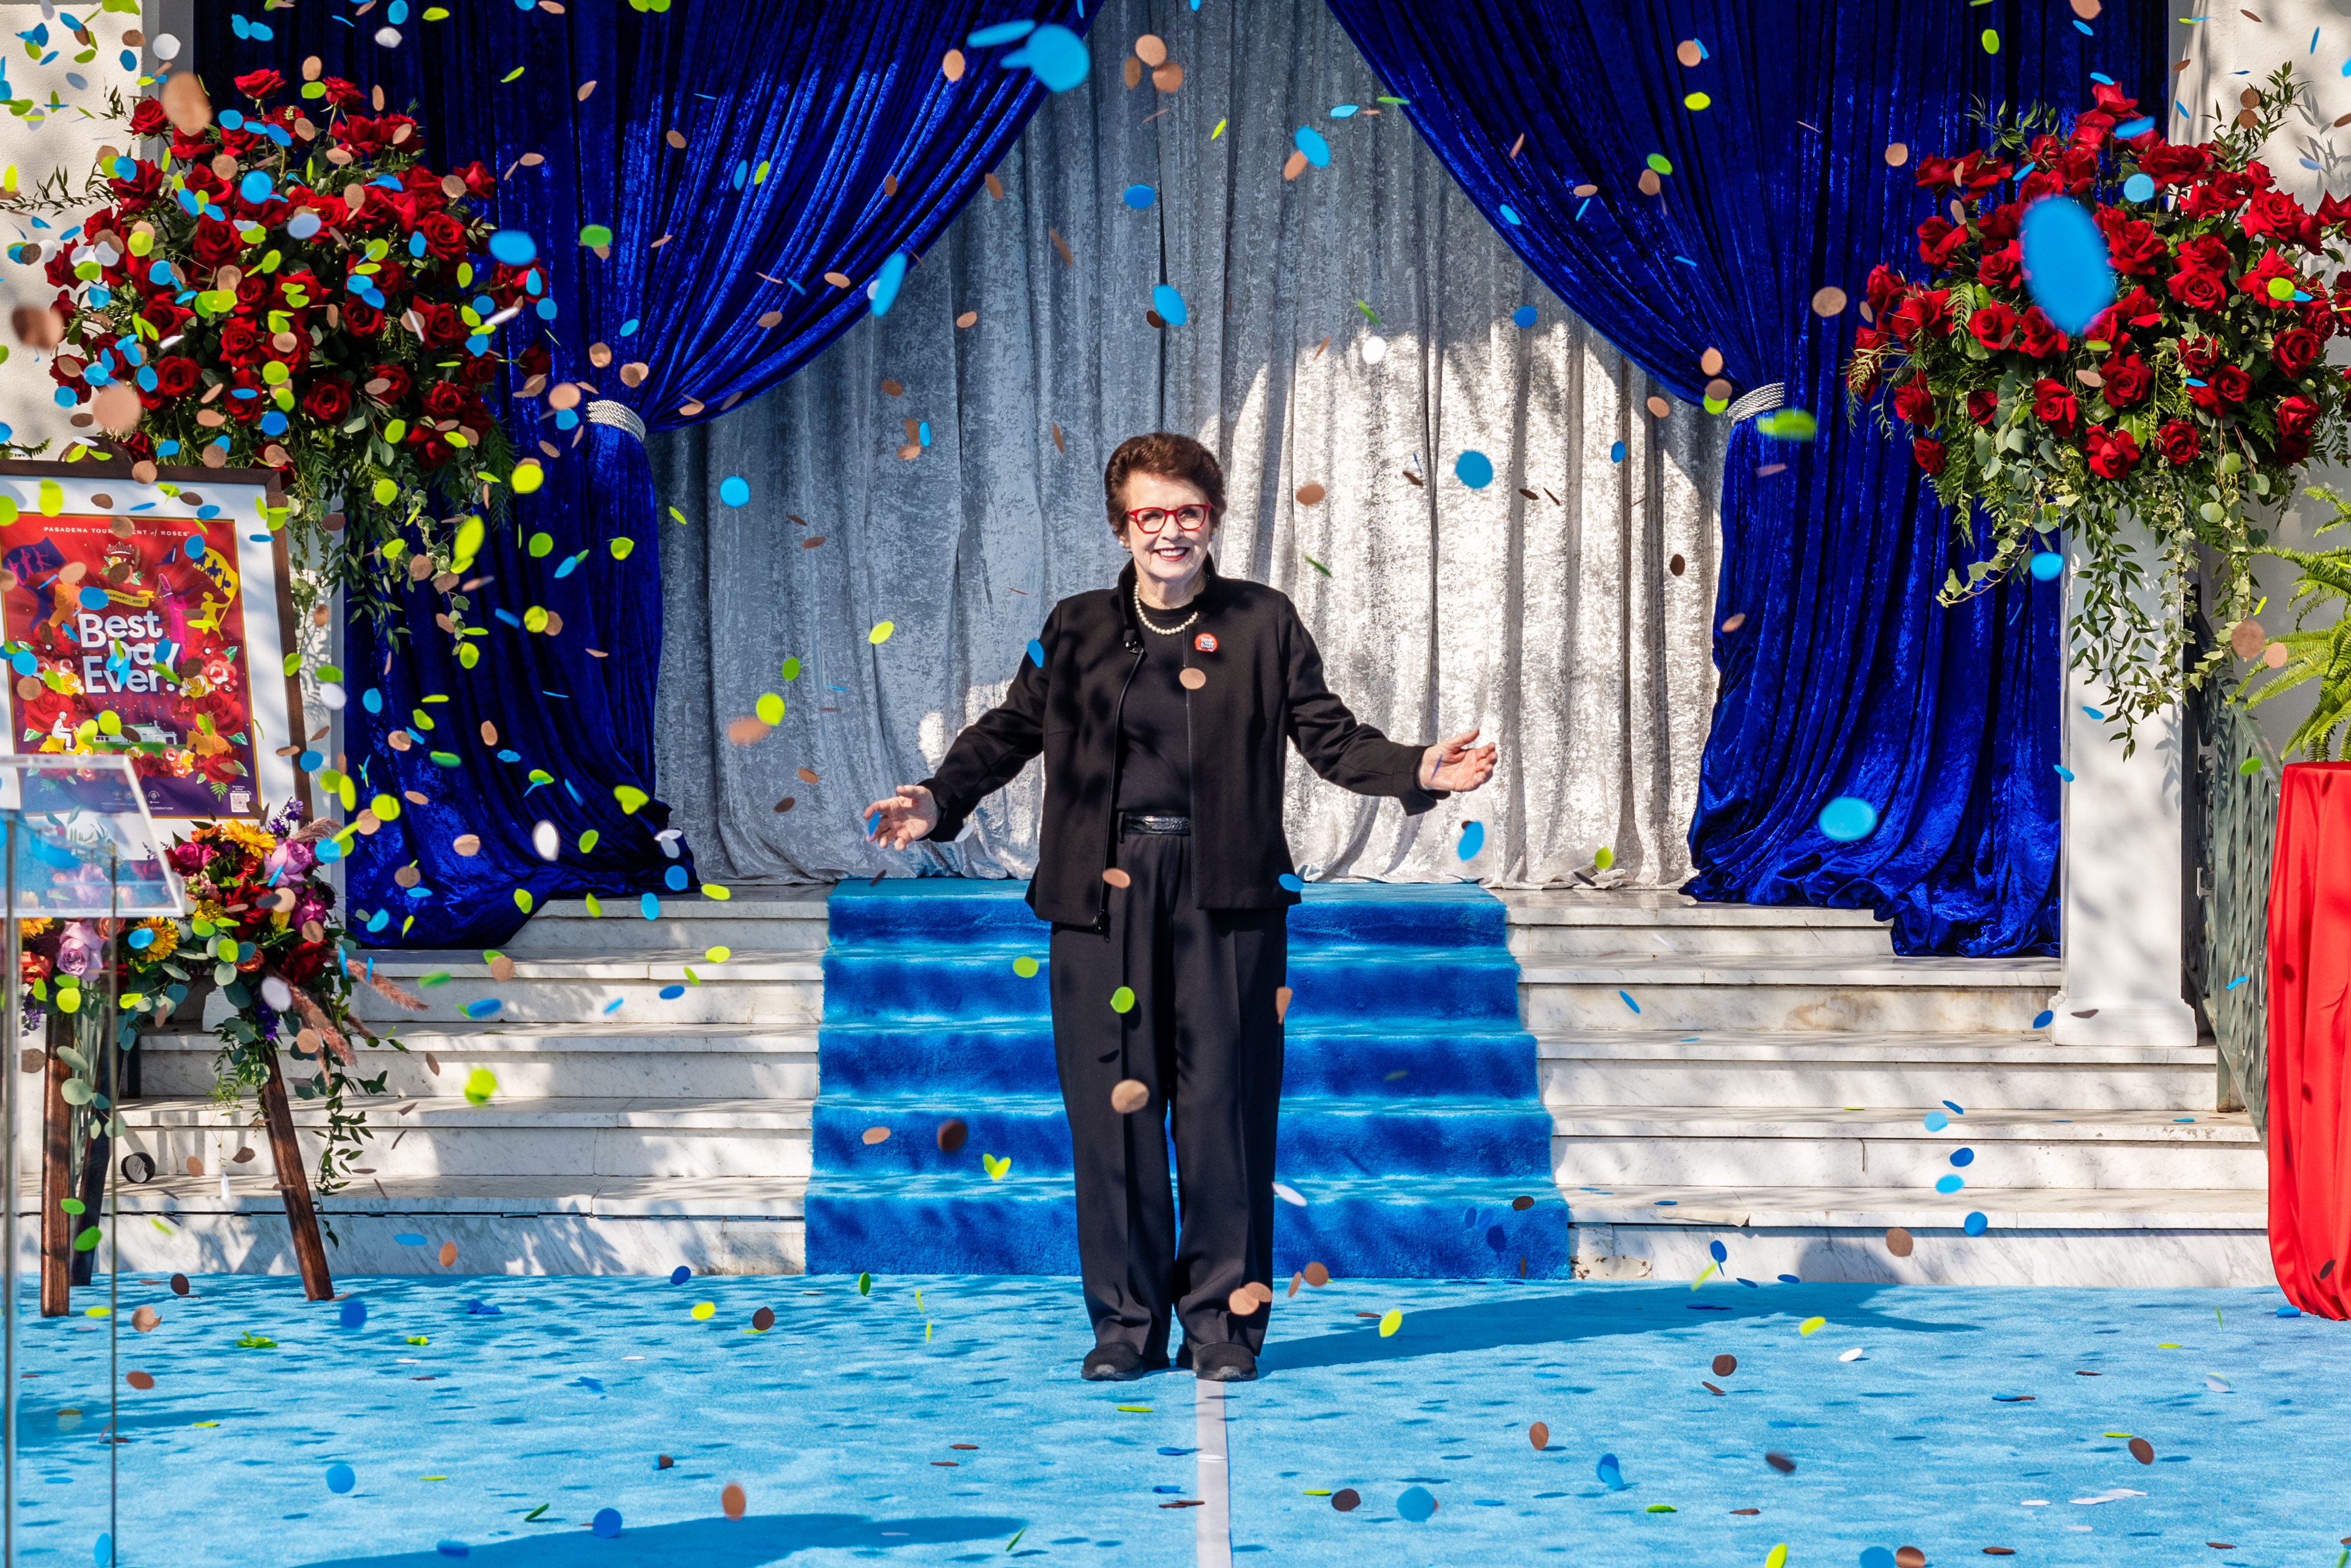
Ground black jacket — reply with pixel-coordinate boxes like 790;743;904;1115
921;560;1443;926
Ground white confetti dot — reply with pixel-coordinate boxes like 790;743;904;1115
1360;334;1387;365
374;25;402;47
152;34;181;61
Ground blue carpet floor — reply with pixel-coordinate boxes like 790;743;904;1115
804;879;1566;1280
14;1273;2347;1566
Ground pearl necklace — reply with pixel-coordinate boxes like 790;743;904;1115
1133;583;1200;636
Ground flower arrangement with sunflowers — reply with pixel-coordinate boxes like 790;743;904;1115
15;64;548;627
1847;69;2351;728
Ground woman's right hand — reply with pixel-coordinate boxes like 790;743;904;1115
865;783;940;849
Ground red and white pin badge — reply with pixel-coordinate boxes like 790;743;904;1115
1194;631;1218;653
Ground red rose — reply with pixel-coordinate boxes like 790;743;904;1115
2277;434;2311;465
2018;308;2069;359
2239;247;2303;309
2243;188;2312;246
2032;378;2078;431
1912;437;1946;475
1913;156;1956;189
1952;150;2012;193
2214;364;2251;403
216;319;265;366
366;364;411;403
2082;425;2141;479
300;379;352;423
2072;110;2115;150
223;368;268;424
1969;302;2019;350
1891;380;1935;425
421;302;466;346
2090;82;2139;118
2138;144;2210;186
1978;200;2022;243
127;98;168;137
322;77;365;110
516;341;552;379
2097;213;2167;276
1916;216;1970;269
1865;264;1908;317
137;296;189;339
1978;243;2021;292
416;212;468;262
2156;419;2201;466
405;426;454;468
2278;395;2320;439
1966;388;1998;426
459;353;500;385
2180;335;2220;374
421;381;469;419
2274;326;2323;378
2169;267;2228;313
2101;353;2152;408
276;944;330;986
190;219;242;270
341;301;386;336
449;160;495;198
152;356;200;398
233;70;285;100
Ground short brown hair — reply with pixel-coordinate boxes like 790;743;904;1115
1104;432;1225;536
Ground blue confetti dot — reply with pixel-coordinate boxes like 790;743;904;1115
239;171;272;204
2029;550;2065;581
1295;125;1332;167
1923;1111;1949;1132
2054;763;2075;783
639;892;661;921
1777;1273;1801;1283
719;475;749;507
1122;184;1157;209
463;999;502;1020
1942;1100;1965;1116
1863;1550;1898;1568
2018;197;2113;336
1609;439;1626;464
2122;171;2155;203
2279;1304;2303;1316
8;653;31;676
1457;821;1484;859
1595;1454;1623;1488
1278;873;1305;892
1950;1147;1974;1167
78;587;108;611
2032;1009;2054;1028
1618;989;1641;1014
94;1536;110;1567
2225;975;2248;991
967;19;1036;45
395;1233;428;1246
1816;796;1877;842
1935;1174;1964;1194
658;984;685;1000
1003;23;1088;91
1511;305;1537;329
591;1509;622;1539
436;1543;469;1559
1027;637;1046;668
487;230;537;266
339;1298;366;1328
1454;449;1494;488
1963;1211;1988;1236
326;1463;356;1494
1499;204;1522;226
664;865;689;891
1152;283;1188;327
670;1265;691;1285
870;250;909;318
1708;1239;1727;1263
1396;1485;1437;1523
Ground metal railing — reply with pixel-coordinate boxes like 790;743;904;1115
2187;670;2279;1136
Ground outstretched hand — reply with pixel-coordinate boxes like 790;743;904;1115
1419;728;1497;794
865;783;940;849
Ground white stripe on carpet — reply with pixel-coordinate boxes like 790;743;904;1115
1195;1376;1231;1567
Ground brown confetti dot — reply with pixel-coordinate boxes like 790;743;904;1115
125;1371;154;1391
1123;54;1143;89
951;1444;977;1450
1884;142;1909;167
1302;1261;1330;1287
1731;1508;1761;1516
861;1126;891;1146
773;798;797;813
1674;39;1701;66
1331;1489;1360;1512
725;717;772;746
1529;1421;1549;1450
2071;0;2102;14
940;48;965;82
2265;641;2289;669
2229;618;2266;660
1283;148;1309;181
1110;1079;1150;1114
1152;62;1185;92
657;1455;674;1470
1645;395;1672;418
721;1482;747;1519
1226;1286;1261;1316
1402;468;1422;486
749;1306;775;1333
1051;422;1066;454
1288;1273;1302;1298
1512;1195;1535;1211
1135;32;1168;66
1810;286;1849;316
1519;488;1539;501
1712;1353;1738;1377
803;537;828;549
1103;868;1133;889
1705;378;1732;403
796;766;821;784
1896;1550;1926;1568
451;833;482;857
882;174;899;198
1637;168;1662;196
1702;1380;1725;1395
1765;1451;1795;1474
1721;613;1747;633
1983;1550;2016;1558
1669;554;1687;577
1885;1225;1914;1258
1295;482;1325;506
985;171;1005;200
1050;228;1073;266
936;1118;968;1153
823;271;852;289
1700;347;1724;376
491;957;517;983
1572;182;1598;197
1179;667;1206;691
2128;1437;2154;1464
956;310;979;328
132;1306;159;1332
666;128;687;149
1145;308;1167;329
232;1147;256;1165
1275;985;1293;1022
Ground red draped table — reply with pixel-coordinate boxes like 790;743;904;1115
2267;762;2351;1317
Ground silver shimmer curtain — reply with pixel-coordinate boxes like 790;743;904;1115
649;0;1723;890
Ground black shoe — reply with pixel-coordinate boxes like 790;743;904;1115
1082;1344;1149;1381
1193;1343;1258;1382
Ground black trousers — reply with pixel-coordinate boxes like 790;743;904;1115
1049;829;1287;1360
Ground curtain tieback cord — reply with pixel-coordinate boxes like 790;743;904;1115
587;399;649;442
1723;382;1786;426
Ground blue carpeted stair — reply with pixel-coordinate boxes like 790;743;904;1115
802;879;1569;1280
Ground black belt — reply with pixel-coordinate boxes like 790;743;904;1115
1120;813;1191;836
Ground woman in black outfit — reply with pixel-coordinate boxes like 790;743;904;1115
866;432;1496;1382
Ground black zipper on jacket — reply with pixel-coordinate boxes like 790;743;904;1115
1099;629;1145;929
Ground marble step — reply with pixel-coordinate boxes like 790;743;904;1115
1548;1106;2261;1190
1500;889;1895;960
108;1096;814;1180
25;1174;810;1276
338;951;824;1026
1537;1030;2219;1112
1519;955;2059;1033
501;891;832;955
1561;1183;2270;1288
133;1024;822;1100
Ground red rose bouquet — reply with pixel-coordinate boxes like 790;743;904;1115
1847;69;2351;726
16;67;543;626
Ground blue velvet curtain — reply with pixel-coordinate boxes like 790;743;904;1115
1326;0;2164;954
197;0;1087;946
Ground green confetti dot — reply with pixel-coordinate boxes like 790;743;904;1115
781;656;801;680
1980;27;1999;53
1645;153;1674;176
1682;92;1709;111
755;692;785;725
464;1067;497;1106
1109;985;1136;1014
579;224;614;247
527;532;553;557
1013;955;1040;978
856;1272;872;1296
609;536;636;560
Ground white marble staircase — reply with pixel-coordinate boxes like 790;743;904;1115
78;884;2265;1286
1521;892;2265;1286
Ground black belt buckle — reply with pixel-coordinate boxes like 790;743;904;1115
1120;813;1190;836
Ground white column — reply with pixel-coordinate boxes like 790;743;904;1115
2052;516;2198;1049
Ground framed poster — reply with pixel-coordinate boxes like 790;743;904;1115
0;462;305;821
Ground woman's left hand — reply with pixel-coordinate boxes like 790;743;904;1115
1419;728;1497;793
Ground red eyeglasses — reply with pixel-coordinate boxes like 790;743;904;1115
1126;504;1214;534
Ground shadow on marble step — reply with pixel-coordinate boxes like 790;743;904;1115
1524;980;2050;1034
1539;1058;2220;1113
137;1050;822;1102
502;899;831;955
824;877;1509;948
342;972;822;1027
1547;1130;2264;1190
1507;925;1896;961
